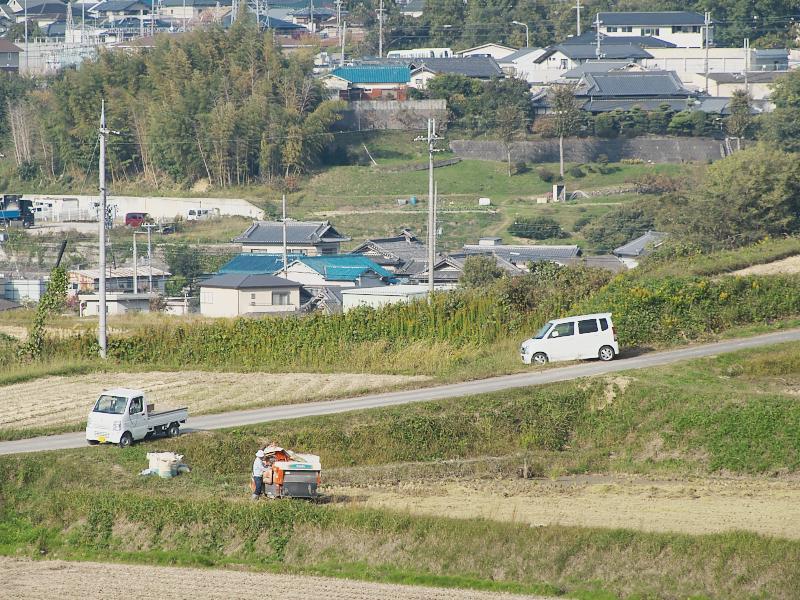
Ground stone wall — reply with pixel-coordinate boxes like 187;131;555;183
335;99;448;131
450;136;727;164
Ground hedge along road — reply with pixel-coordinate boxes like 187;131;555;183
2;328;800;456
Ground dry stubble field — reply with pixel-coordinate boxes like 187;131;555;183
0;371;429;432
328;474;800;539
0;557;549;600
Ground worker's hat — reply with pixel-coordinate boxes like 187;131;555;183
256;450;265;458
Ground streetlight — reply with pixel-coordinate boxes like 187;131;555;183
512;20;529;48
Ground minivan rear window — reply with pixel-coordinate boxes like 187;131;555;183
599;318;609;331
578;319;599;334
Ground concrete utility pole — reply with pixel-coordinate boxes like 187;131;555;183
575;0;582;36
309;0;314;33
377;0;385;57
143;223;157;292
132;231;138;294
335;0;342;38
414;118;442;299
98;101;109;359
24;0;28;73
340;21;346;66
594;13;602;59
704;11;712;93
744;37;750;93
281;194;288;278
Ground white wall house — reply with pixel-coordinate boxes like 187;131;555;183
458;43;517;60
498;47;546;82
199;273;301;317
598;11;709;48
233;221;350;255
643;47;789;86
283;261;387;289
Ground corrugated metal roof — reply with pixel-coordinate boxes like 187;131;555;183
614;231;668;257
598;11;707;26
330;66;411;84
200;273;300;290
412;57;503;78
579;71;689;97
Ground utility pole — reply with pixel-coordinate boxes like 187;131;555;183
98;101;109;359
594;13;602;59
309;0;314;33
414;118;442;299
575;0;582;36
744;38;750;93
335;0;342;38
281;194;288;278
24;0;28;73
143;223;157;293
704;11;711;93
377;0;385;58
340;21;346;66
132;231;138;294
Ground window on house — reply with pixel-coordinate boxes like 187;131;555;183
560;58;568;69
415;78;423;86
201;291;213;304
250;293;256;300
622;26;633;32
272;291;291;306
693;26;701;33
606;26;617;32
641;27;660;36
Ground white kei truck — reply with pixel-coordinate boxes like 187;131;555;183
85;388;188;448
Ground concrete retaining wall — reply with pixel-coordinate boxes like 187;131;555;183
336;99;448;131
450;136;726;164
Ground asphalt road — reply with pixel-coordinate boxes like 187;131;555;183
2;328;799;456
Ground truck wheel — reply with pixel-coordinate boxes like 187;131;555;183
599;345;615;361
167;423;180;438
532;352;548;365
118;432;133;448
87;440;100;446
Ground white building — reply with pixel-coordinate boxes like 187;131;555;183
341;284;432;312
199;273;301;317
498;47;546;81
79;292;153;316
458;43;517;60
643;47;789;86
598;11;709;48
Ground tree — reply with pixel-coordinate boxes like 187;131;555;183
508;216;567;240
582;203;657;253
493;105;525;177
759;70;800;152
549;84;580;178
661;144;800;249
460;255;504;289
726;89;752;150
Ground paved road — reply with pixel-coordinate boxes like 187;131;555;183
2;328;799;456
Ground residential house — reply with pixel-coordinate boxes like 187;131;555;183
199;273;301;317
597;11;710;48
340;284;432;312
234;220;350;255
457;43;517;60
290;5;335;32
533;70;697;114
68;266;171;296
528;42;652;83
408;56;503;89
694;71;786;100
0;38;21;72
79;293;153;316
8;0;66;26
462;240;582;268
349;228;427;275
323;65;411;100
497;46;546;81
643;47;788;85
284;255;392;289
560;60;646;81
159;0;229;23
399;0;424;18
89;0;151;24
410;254;523;287
613;231;668;268
562;31;677;49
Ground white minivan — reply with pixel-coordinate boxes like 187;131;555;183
520;313;619;365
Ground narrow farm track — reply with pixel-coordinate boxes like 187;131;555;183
0;557;550;600
2;328;800;456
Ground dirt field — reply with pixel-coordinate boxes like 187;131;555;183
729;255;800;276
329;474;800;539
0;557;547;600
0;371;429;432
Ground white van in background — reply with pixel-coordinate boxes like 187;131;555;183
520;313;619;365
187;208;220;221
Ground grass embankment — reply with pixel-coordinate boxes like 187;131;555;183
2;344;800;598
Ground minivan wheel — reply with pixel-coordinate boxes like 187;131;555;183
119;432;133;448
599;346;615;361
532;352;548;365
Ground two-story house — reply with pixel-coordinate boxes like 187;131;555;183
233;221;351;255
597;11;710;48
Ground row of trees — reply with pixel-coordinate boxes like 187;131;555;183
0;17;343;188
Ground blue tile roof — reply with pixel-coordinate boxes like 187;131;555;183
330;66;411;84
295;255;393;280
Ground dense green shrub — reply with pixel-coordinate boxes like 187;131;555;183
536;167;556;183
508;216;567;240
567;165;585;178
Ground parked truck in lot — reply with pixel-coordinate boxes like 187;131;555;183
85;388;188;448
0;194;34;228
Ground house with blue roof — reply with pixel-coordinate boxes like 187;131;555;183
284;255;393;289
323;65;411;100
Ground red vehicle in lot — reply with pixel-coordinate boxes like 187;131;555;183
125;212;150;228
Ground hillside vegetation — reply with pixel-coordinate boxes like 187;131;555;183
2;344;800;599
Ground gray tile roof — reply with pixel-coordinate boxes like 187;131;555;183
234;221;350;245
199;273;300;290
537;44;652;62
704;71;787;84
463;244;582;263
411;56;503;78
350;229;428;265
578;71;690;97
580;98;695;112
560;32;676;48
562;60;640;79
614;231;668;257
499;47;542;62
598;11;707;26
